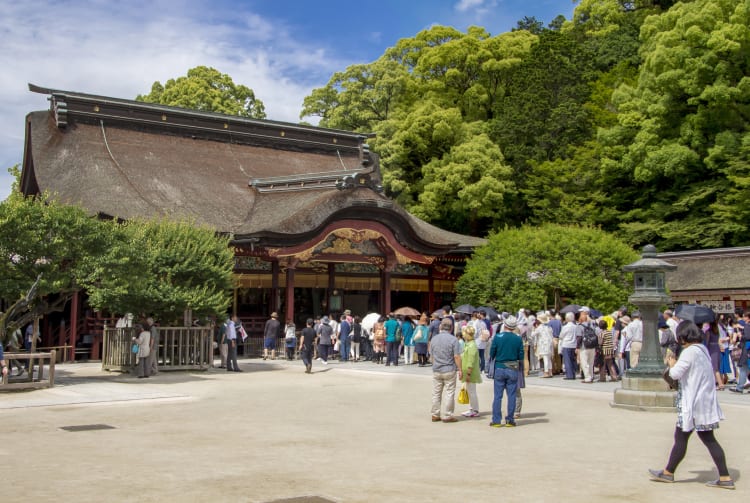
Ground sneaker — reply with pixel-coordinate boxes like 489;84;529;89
648;469;674;483
431;415;441;422
489;422;503;428
705;479;735;490
322;361;328;365
315;357;321;361
461;410;474;417
505;421;517;427
729;388;743;394
467;410;480;417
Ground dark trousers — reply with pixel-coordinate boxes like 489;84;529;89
386;341;399;365
320;344;331;362
563;348;577;379
227;340;239;371
285;346;295;360
666;427;729;477
301;347;312;367
478;348;485;372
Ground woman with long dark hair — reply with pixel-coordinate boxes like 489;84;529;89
649;321;734;490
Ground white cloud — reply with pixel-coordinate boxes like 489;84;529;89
454;0;485;12
0;0;350;200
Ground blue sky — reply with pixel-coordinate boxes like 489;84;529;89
0;0;577;200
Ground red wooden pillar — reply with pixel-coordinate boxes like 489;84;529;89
285;266;295;324
69;291;79;362
428;266;435;314
271;260;280;314
381;269;392;315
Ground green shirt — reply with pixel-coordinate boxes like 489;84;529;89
489;331;524;369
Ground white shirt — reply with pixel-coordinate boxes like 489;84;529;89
666;317;678;334
669;344;724;432
559;322;578;350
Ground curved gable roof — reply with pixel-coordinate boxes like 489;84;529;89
22;86;486;255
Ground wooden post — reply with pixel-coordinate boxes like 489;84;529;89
428;266;435;313
327;263;335;315
381;270;392;315
285;266;296;323
49;350;56;386
271;261;280;314
233;286;238;317
69;291;79;358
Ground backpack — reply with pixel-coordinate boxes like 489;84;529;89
582;325;599;349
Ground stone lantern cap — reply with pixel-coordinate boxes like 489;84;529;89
623;245;677;273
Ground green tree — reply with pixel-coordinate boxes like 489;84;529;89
0;190;122;344
87;218;234;324
0;181;235;344
137;66;266;119
456;224;637;312
598;0;750;248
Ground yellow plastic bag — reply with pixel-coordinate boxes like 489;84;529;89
458;384;469;405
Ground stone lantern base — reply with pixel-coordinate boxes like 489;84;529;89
611;376;676;412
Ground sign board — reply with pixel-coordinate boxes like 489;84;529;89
700;300;735;313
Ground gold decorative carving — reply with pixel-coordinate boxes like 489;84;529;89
322;237;362;255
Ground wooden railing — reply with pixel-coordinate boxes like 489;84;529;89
101;326;213;372
0;351;56;390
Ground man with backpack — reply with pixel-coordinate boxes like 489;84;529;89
579;307;598;383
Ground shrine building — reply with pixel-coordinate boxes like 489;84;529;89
19;84;485;351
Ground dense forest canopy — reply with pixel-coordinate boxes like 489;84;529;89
300;0;750;251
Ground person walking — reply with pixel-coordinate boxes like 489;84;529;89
372;317;386;364
489;316;524;427
460;325;481;418
263;312;280;360
429;318;462;423
225;315;242;372
299;318;315;373
317;316;334;365
649;321;734;490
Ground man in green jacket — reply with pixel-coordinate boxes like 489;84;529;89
489;316;524;427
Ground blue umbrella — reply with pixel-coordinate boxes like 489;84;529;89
675;304;716;324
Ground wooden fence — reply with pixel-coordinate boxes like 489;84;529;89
102;326;213;372
0;351;56;390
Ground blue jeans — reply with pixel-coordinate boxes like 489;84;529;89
562;348;577;379
736;364;748;392
492;367;519;424
339;337;350;361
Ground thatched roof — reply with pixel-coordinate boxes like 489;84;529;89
659;248;750;293
21;85;485;255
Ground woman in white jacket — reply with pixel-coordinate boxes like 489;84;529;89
649;321;734;490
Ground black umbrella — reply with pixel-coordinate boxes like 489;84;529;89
479;306;500;322
559;304;581;315
675;304;716;324
454;304;476;315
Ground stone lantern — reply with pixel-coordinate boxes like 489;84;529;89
612;244;677;411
